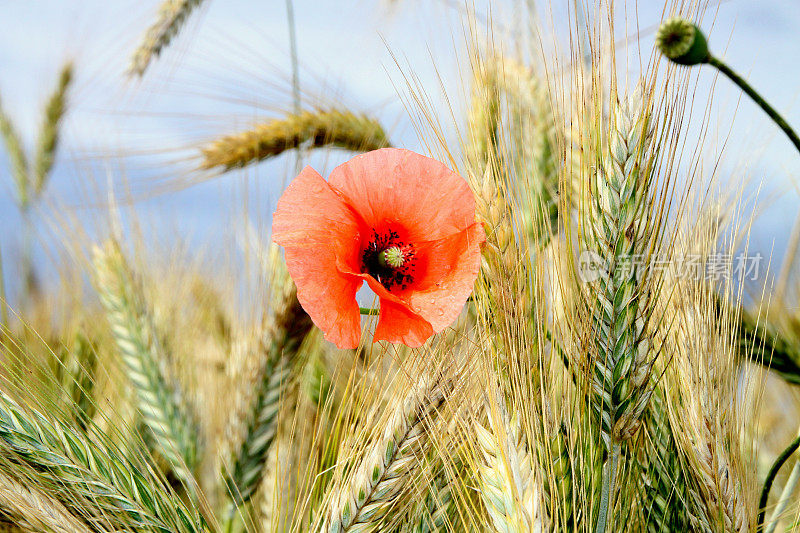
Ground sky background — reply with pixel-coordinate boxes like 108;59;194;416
0;0;799;307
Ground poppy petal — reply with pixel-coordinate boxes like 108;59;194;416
272;166;364;349
328;148;478;242
362;276;434;347
402;222;486;332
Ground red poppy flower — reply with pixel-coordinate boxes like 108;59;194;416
272;148;485;349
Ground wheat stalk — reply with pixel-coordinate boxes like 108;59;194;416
0;390;201;532
321;376;451;533
92;241;199;491
200;110;390;170
32;61;72;196
129;0;205;76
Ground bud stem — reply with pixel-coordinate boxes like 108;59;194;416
707;55;800;156
757;430;800;531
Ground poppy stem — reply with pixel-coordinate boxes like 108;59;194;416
757;430;800;530
706;55;800;156
765;425;800;533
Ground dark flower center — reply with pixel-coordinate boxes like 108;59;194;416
361;229;416;291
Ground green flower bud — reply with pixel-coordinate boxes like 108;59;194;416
655;17;709;66
378;246;405;268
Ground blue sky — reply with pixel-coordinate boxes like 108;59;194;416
0;0;799;304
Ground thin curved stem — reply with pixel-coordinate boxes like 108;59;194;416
757;431;800;530
766;428;800;533
707;55;800;156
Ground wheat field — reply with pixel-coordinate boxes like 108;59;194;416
1;1;800;532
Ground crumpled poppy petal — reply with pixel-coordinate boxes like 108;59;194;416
272;166;364;349
328;148;478;242
362;276;434;347
402;222;486;332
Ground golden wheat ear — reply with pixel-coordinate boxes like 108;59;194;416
199;110;391;172
320;375;453;532
32;61;73;197
129;0;206;77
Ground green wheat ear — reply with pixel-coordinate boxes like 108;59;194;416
92;240;200;494
581;89;663;533
0;390;203;532
221;280;313;522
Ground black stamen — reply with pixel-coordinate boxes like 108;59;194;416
361;229;416;291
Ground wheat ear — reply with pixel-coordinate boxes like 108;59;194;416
0;94;29;209
321;376;451;533
476;396;546;533
0;469;94;533
221;280;313;520
0;390;201;532
541;422;573;529
129;0;205;76
669;301;750;532
582;91;660;533
200;110;390;170
637;387;691;531
466;61;530;335
32;61;72;196
409;465;454;533
61;332;97;432
493;57;559;243
92;241;199;490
